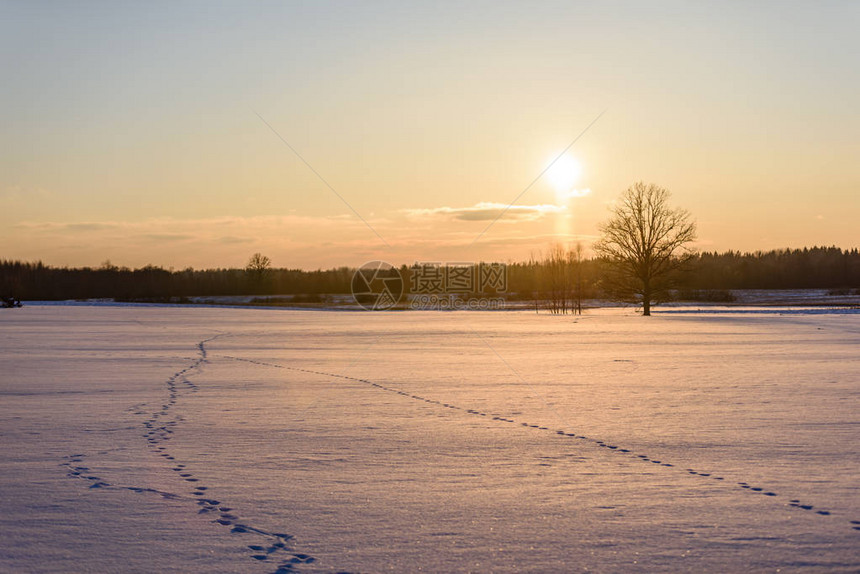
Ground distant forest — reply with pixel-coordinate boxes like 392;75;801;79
1;246;859;302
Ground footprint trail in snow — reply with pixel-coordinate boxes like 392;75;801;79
221;353;860;535
62;336;324;574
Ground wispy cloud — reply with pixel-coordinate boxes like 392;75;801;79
8;214;377;265
556;188;592;199
404;202;566;222
14;214;368;236
217;235;255;244
0;185;50;200
15;221;118;231
7;211;593;268
142;233;195;242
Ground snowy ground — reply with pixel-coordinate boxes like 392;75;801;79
1;305;859;573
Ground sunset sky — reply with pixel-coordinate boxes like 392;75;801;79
3;1;858;269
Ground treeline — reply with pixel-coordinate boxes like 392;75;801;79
496;246;860;304
1;246;859;302
680;247;860;290
0;261;354;301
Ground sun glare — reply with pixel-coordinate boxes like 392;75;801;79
546;154;582;195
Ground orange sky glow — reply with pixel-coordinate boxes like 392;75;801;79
3;2;858;269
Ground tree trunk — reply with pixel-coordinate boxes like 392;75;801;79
642;280;651;316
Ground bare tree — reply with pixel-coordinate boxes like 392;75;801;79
536;243;587;315
544;244;568;314
570;242;585;315
245;253;272;291
594;182;696;316
99;259;119;272
527;251;541;314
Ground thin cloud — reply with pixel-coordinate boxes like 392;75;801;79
7;211;591;268
557;188;593;199
14;214;370;234
15;221;118;231
217;236;255;244
405;202;566;222
1;185;50;200
476;232;600;246
142;233;194;242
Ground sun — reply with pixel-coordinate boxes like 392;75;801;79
545;154;582;195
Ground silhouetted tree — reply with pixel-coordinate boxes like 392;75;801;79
534;243;589;314
245;253;271;292
543;244;569;314
594;182;697;315
570;242;585;314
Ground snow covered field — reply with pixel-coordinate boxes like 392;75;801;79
1;305;859;573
